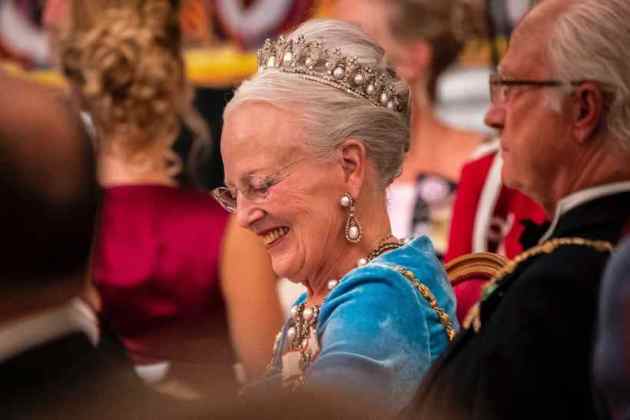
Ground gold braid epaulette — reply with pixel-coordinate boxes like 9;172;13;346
465;237;614;332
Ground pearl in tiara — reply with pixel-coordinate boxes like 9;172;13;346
256;35;407;114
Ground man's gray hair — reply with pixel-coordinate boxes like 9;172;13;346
547;0;630;150
224;19;411;189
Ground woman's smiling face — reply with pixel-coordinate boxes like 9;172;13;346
221;102;347;282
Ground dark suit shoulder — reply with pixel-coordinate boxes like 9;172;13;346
483;243;610;332
522;243;611;285
453;244;612;419
1;332;190;420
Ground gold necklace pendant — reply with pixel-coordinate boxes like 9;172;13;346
277;303;321;389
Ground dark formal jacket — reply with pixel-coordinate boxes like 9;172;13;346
594;235;630;420
402;184;630;420
0;300;185;420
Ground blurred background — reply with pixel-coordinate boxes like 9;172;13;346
0;0;534;310
1;0;533;135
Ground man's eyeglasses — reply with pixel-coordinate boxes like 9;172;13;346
489;74;583;105
211;158;307;214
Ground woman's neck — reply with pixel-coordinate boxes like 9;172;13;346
409;102;451;153
395;99;483;182
305;200;394;306
97;149;178;188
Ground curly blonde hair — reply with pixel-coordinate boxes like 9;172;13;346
60;0;209;175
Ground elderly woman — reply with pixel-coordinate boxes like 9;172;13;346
213;19;458;413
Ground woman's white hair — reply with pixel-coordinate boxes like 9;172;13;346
224;19;411;189
547;0;630;150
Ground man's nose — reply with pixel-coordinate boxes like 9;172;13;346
484;102;506;131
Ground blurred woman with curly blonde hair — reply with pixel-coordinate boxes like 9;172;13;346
53;0;283;399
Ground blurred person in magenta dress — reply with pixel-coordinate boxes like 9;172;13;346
52;0;283;398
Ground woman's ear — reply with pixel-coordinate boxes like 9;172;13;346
338;138;367;198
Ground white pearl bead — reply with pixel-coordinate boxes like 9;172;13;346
333;66;345;79
380;92;389;105
354;73;365;85
348;226;360;240
303;307;314;321
340;195;352;208
267;56;276;67
366;84;375;95
283;52;293;64
327;279;339;290
290;306;298;318
387;100;395;110
357;258;368;266
287;326;296;340
305;57;314;67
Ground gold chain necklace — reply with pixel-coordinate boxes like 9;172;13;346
464;237;614;332
357;234;403;267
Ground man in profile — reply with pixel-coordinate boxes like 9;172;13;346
403;0;630;419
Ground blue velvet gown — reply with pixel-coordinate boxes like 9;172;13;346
263;236;458;415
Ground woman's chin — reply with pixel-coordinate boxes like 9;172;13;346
270;257;295;281
270;251;303;283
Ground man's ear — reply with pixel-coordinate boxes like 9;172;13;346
573;82;604;144
338;138;367;198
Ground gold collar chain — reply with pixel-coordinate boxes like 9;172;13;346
465;237;614;332
394;267;457;342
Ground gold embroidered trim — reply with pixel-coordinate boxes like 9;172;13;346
464;237;614;331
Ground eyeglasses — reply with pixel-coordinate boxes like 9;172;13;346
489;74;583;105
211;157;307;214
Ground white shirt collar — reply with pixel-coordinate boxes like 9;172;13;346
539;181;630;243
0;298;99;363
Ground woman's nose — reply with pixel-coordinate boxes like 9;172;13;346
234;195;265;230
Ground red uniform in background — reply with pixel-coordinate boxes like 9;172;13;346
445;140;548;322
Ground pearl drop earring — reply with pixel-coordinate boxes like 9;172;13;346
340;192;362;244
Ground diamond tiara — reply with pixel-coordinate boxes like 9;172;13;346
256;35;407;114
